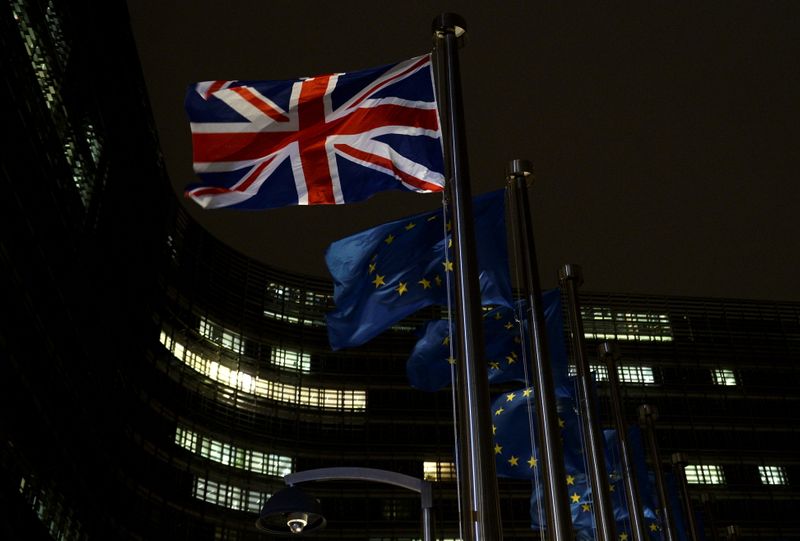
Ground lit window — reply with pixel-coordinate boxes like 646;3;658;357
685;464;725;485
271;347;311;373
199;317;243;354
582;308;673;342
423;461;457;482
758;465;788;485
44;0;70;69
175;426;292;477
711;369;737;386
567;364;655;384
264;282;328;327
83;120;103;166
160;330;366;411
193;477;268;513
18;475;87;540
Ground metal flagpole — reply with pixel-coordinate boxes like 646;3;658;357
598;342;648;541
559;265;616;541
638;404;677;541
431;13;502;540
671;453;700;541
701;493;719;541
507;160;573;541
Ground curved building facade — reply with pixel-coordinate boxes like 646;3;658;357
2;1;799;540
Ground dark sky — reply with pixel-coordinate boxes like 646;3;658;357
127;1;800;301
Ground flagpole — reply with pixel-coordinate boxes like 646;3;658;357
638;405;678;541
598;341;648;541
559;265;617;541
507;160;573;541
432;13;502;540
671;453;700;541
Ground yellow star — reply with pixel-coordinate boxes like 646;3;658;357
368;262;376;274
418;277;431;289
558;417;566;428
619;533;629;541
447;356;456;365
570;493;581;504
372;274;385;288
494;407;504;416
405;222;416;230
492;424;497;435
581;503;591;512
446;221;452;231
494;443;502;455
434;275;442;286
649;523;659;532
448;238;453;248
566;474;576;485
442;260;454;272
505;355;516;365
504;322;513;330
489;361;500;370
505;392;516;402
442;336;450;346
527;456;538;468
508;456;519;467
395;282;408;295
494;312;502;320
384;234;394;244
427;214;438;222
609;484;615;492
522;388;532;397
514;336;521;343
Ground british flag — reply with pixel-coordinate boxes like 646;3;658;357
184;54;445;209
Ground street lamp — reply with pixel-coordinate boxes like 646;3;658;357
257;467;434;540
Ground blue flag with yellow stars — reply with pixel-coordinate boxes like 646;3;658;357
406;289;568;391
530;426;666;540
325;189;512;350
491;379;584;480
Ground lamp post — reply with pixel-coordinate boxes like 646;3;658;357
257;467;434;540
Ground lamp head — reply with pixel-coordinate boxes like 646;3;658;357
256;486;326;535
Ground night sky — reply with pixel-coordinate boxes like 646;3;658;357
127;2;800;301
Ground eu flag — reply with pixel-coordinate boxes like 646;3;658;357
491;380;583;480
533;426;666;539
406;289;568;391
325;189;512;350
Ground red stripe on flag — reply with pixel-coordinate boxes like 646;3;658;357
231;87;290;123
348;56;430;110
334;143;444;192
298;76;336;204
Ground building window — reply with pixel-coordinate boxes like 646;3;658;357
711;368;737;386
263;282;328;327
199;317;243;354
582;308;673;342
423;461;457;482
175;426;293;477
18;476;87;541
567;364;655;384
192;477;268;513
160;331;367;411
685;464;725;485
271;347;311;373
758;465;788;486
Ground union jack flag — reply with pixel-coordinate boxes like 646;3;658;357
184;54;445;209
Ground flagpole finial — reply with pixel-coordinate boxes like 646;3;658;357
638;403;659;422
597;341;619;359
506;159;534;186
558;263;583;285
432;13;467;38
